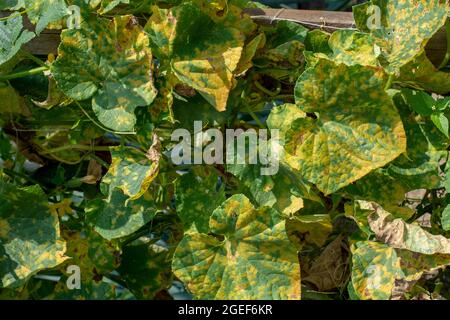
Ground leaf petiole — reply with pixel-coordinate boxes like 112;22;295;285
0;66;48;81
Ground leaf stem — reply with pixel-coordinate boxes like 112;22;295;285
22;51;48;68
439;19;450;69
0;9;31;22
384;74;394;91
0;66;48;81
39;144;112;155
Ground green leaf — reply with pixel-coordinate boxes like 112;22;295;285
388;92;447;190
52;15;157;132
401;88;435;116
0;16;35;66
98;0;130;14
118;241;172;299
353;0;447;73
175;166;225;234
101;145;160;201
442;204;450;232
431;113;449;138
0;82;30;116
86;189;158;240
288;58;406;194
0;0;20;10
172;194;301;300
145;3;244;112
24;0;69;35
0;182;67;288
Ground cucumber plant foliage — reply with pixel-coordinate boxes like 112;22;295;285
0;0;450;300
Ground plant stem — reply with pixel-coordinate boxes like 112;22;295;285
245;105;266;129
384;74;394;91
40;144;112;155
0;9;30;21
439;19;450;69
23;51;48;68
0;66;48;81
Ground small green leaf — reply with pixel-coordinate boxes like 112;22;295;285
401;89;435;116
86;189;157;240
431;113;449;138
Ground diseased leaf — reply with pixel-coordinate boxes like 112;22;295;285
146;3;244;112
0;182;67;288
288;58;406;194
175;166;225;234
366;201;450;255
172;194;301;300
351;241;450;300
303;235;349;291
101;144;160;201
86;189;158;240
328;30;379;67
227;161;312;216
399;51;450;95
351;241;402;300
52;15;157;132
342;170;411;220
0;82;30;116
286;214;333;250
304;29;332;56
353;0;447;73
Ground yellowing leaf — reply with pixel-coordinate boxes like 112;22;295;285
0;182;67;288
353;0;447;73
328;30;379;67
172;194;301;300
52;15;157;132
145;3;244;112
366;202;450;255
101;145;160;201
86;189;157;240
288;58;406;194
351;241;450;300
